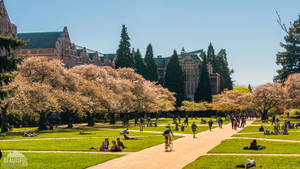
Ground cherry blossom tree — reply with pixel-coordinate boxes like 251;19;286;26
252;83;286;120
284;73;300;108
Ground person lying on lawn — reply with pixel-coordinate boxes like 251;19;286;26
79;131;95;135
123;134;139;140
23;133;37;137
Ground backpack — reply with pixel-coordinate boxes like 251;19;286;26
163;128;170;135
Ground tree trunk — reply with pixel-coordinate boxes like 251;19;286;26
1;105;9;133
67;111;74;128
261;110;268;121
109;113;115;124
87;112;95;127
38;111;48;130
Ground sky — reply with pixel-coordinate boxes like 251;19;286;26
5;0;300;86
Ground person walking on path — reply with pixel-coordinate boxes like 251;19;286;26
184;115;189;126
208;119;213;131
139;117;144;131
218;117;223;128
191;122;197;138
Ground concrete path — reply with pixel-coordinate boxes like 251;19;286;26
88;122;253;169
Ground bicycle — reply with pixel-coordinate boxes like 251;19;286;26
166;141;173;152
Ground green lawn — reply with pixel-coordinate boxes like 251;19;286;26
0;135;182;152
238;126;299;133
233;132;300;141
0;152;121;169
129;117;230;125
252;118;300;125
0;128;160;140
183;155;300;169
127;125;216;134
209;139;300;154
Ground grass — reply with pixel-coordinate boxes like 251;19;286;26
0;135;182;152
0;152;121;169
238;126;299;133
0;128;160;140
252;118;300;125
127;125;216;134
183;155;300;169
209;139;300;154
129;117;230;125
233;132;300;141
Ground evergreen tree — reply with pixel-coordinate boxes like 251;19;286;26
115;25;133;68
207;43;216;67
0;36;25;132
215;49;233;90
274;15;300;82
131;48;135;64
133;49;147;78
194;53;212;102
144;44;158;81
164;50;185;106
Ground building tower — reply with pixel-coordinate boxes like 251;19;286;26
0;0;17;37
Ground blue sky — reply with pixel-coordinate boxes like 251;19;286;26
5;0;300;86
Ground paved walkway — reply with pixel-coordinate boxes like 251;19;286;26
88;122;253;169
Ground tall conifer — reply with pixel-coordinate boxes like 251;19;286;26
144;44;158;81
0;36;25;132
275;15;300;82
194;53;212;102
133;49;147;78
115;25;133;68
164;50;184;106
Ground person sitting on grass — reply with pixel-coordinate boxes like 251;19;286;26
200;118;207;124
117;137;126;150
191;122;197;138
259;125;264;132
264;128;270;135
181;124;185;131
274;126;280;135
236;158;256;168
110;140;122;152
282;125;288;135
296;122;300;129
250;139;265;150
100;138;109;152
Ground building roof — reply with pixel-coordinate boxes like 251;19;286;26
154;57;169;68
75;45;104;60
18;32;63;49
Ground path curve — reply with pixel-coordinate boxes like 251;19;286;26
88;122;253;169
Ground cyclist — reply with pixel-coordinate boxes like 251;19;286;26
163;125;174;152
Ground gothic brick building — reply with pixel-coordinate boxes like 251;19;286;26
155;49;220;100
1;0;220;99
17;27;115;68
